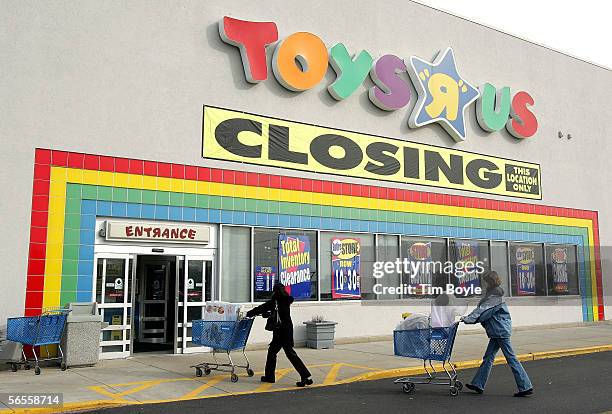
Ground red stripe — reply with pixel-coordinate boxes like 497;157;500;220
41;148;598;219
591;212;605;319
25;149;53;315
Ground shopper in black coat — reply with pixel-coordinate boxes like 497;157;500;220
246;283;313;387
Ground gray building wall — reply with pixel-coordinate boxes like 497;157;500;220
1;0;611;325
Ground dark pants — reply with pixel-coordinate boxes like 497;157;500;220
265;342;311;380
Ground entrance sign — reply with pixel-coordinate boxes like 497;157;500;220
203;106;542;199
278;235;311;299
218;17;539;141
105;221;210;244
331;238;361;299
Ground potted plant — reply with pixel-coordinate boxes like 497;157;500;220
303;315;337;349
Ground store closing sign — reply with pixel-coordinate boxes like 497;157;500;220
331;238;361;299
219;17;539;142
203;106;542;199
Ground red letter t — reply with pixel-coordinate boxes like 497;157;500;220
219;16;278;83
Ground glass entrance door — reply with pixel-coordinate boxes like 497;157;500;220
176;255;214;353
134;255;177;352
95;254;134;359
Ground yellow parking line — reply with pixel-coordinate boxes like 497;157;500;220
181;376;226;399
255;368;292;392
87;385;131;401
323;363;344;384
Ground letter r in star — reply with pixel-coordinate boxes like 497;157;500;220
408;47;480;142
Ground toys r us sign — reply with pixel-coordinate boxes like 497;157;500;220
219;17;538;143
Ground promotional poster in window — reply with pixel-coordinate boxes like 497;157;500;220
516;246;536;295
551;248;569;294
407;242;433;295
255;265;277;293
278;235;311;299
453;240;481;293
331;237;361;299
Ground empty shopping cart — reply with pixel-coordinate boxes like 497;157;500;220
6;308;71;375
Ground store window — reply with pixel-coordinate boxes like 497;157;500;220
254;228;318;301
320;232;374;300
400;236;447;297
490;241;510;293
221;226;250;303
449;239;490;297
545;244;579;295
375;234;401;300
509;242;546;296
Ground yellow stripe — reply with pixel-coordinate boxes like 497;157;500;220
55;166;595;228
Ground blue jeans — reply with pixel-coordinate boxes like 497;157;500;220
471;338;533;392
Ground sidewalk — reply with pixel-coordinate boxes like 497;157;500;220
1;322;611;413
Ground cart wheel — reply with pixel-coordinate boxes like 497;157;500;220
61;362;67;371
204;367;211;376
195;368;203;377
402;382;415;394
10;363;17;372
35;366;41;375
231;374;239;383
247;368;254;377
24;363;31;370
449;386;459;396
455;380;463;391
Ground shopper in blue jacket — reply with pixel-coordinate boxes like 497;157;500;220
461;271;533;397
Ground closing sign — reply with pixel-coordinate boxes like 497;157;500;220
202;106;541;199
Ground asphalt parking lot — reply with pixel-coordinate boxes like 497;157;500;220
89;351;612;414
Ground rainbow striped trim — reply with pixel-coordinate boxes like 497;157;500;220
26;149;604;321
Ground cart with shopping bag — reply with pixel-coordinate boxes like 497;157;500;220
393;321;462;396
190;317;255;382
5;308;71;375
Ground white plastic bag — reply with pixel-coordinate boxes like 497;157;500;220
394;313;429;331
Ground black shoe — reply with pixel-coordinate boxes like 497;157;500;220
296;378;313;387
260;376;275;383
514;388;533;397
465;383;484;394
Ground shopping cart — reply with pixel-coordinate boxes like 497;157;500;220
5;308;71;375
393;322;462;396
190;317;255;382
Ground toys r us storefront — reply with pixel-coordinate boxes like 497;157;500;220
3;1;610;359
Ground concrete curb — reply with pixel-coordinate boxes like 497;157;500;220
2;344;611;414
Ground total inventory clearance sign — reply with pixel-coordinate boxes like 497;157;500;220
203;106;542;199
278;235;311;299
